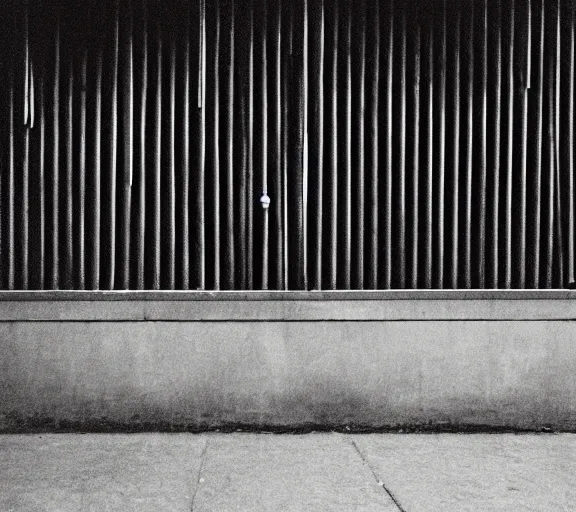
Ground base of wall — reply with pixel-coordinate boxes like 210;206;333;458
1;291;575;432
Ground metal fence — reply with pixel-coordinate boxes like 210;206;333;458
0;0;574;290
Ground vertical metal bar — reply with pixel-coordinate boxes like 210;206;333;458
478;0;487;288
526;0;532;88
411;22;421;289
555;0;563;285
22;128;30;289
93;49;102;290
109;5;119;289
567;2;575;285
197;0;207;289
437;0;447;289
213;0;221;290
261;0;269;290
167;37;176;290
29;62;34;129
39;66;46;289
343;0;351;290
136;1;147;290
451;9;460;289
8;74;14;290
328;0;338;289
122;5;134;290
504;0;515;289
24;0;29;126
274;0;284;289
51;20;60;290
425;24;433;289
65;62;73;288
225;0;235;289
368;0;380;290
152;20;161;289
247;0;254;289
302;0;309;290
464;3;474;289
518;16;529;288
491;0;502;288
545;8;555;289
79;50;87;290
239;72;247;290
531;2;544;288
384;0;393;289
398;7;407;289
182;9;190;290
282;1;292;289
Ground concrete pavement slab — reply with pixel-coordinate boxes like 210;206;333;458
353;434;576;512
0;434;206;512
190;433;399;512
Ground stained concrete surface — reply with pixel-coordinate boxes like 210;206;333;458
1;434;576;512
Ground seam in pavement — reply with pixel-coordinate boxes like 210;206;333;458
190;438;210;512
349;439;407;512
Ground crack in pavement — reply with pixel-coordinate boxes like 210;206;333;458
349;438;407;512
190;437;210;512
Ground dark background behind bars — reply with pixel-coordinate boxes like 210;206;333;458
0;0;574;290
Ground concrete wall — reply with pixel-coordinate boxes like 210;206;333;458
1;291;576;432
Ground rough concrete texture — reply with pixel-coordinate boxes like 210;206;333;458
1;433;576;511
2;318;576;430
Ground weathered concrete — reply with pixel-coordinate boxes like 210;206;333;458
0;291;575;431
1;433;575;511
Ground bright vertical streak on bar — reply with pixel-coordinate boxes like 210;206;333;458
504;0;515;288
491;0;502;288
398;8;407;289
65;62;73;288
136;2;147;290
437;0;447;289
275;0;284;289
343;0;351;289
526;0;532;88
8;75;14;290
384;0;393;289
411;23;420;289
368;0;380;290
213;0;221;290
93;49;102;290
79;50;87;290
39;67;46;289
451;9;460;289
182;9;190;290
328;0;338;289
478;0;487;288
464;3;474;289
153;21;161;290
261;0;269;290
247;0;254;289
425;25;433;289
109;6;119;290
52;21;60;290
198;0;207;289
122;6;134;290
225;0;235;289
167;37;176;290
568;3;575;285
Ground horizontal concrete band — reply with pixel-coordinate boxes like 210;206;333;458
0;291;575;321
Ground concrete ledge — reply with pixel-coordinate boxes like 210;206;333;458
1;291;575;432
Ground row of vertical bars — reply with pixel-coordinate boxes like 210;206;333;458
0;0;574;290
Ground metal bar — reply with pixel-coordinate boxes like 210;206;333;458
136;2;147;290
65;61;73;288
152;21;161;289
425;24;433;289
213;0;221;289
567;2;575;285
328;0;338;289
491;0;502;288
167;37;176;290
343;0;352;290
239;61;247;290
29;61;34;129
478;0;487;288
261;0;269;290
79;50;87;290
225;0;235;289
555;0;563;286
24;0;29;126
464;3;474;289
504;0;515;289
384;0;393;289
282;1;292;289
526;0;532;88
411;22;421;289
451;9;460;289
247;0;254;289
398;7;407;289
122;6;134;290
39;66;46;289
531;2;544;288
22;128;29;289
8;74;14;290
109;6;119;289
545;7;555;289
302;0;309;290
182;9;190;290
51;21;60;290
367;0;380;290
93;49;102;290
197;0;207;289
274;0;284;289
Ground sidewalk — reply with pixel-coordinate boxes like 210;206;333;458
1;433;574;511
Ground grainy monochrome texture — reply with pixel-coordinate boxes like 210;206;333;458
0;0;574;291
